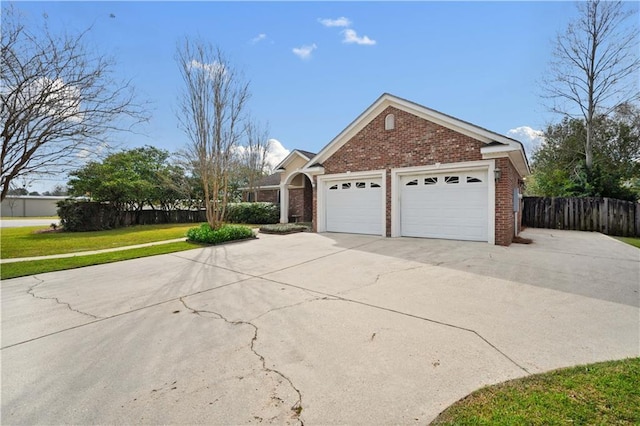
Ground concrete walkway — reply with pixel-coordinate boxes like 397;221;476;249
0;238;187;264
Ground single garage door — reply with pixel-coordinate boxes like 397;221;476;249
400;170;488;241
326;178;383;235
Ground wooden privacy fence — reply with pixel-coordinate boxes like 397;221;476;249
523;197;640;237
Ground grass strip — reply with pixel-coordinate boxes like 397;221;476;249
1;224;196;258
432;357;640;425
616;237;640;249
1;241;200;280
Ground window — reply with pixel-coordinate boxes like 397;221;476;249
355;182;366;189
445;176;459;184
329;184;338;190
385;113;395;130
342;182;351;189
370;182;381;188
405;179;418;186
467;176;482;183
424;177;437;185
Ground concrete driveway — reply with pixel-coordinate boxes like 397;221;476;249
2;229;638;424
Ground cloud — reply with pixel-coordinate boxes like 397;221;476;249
318;17;352;28
189;59;226;79
292;43;317;60
342;29;376;45
265;139;290;171
250;33;267;44
507;126;545;157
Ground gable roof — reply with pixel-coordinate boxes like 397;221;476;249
274;149;317;171
306;93;530;176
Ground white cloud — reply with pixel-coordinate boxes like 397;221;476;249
189;59;226;79
507;126;545;157
342;29;376;46
292;43;317;60
265;139;290;171
250;33;267;44
318;17;352;27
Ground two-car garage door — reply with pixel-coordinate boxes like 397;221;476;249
400;170;488;242
322;169;489;242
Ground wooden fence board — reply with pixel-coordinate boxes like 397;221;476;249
523;197;639;237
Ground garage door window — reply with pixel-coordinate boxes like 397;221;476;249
445;176;459;184
424;177;437;185
370;182;381;188
467;176;482;183
406;179;418;186
356;182;366;188
329;184;338;190
342;182;351;189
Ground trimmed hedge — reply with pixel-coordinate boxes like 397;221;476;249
57;200;120;231
259;223;310;234
225;202;279;224
186;224;254;245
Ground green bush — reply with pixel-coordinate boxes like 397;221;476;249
186;223;254;244
225;202;279;224
57;200;120;231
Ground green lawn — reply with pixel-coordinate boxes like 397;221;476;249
1;223;196;258
1;241;200;280
431;358;640;425
617;237;640;249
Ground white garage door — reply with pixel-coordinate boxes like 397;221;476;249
326;178;383;235
400;170;488;241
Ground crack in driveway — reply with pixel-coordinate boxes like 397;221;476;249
7;239;529;376
179;297;305;425
27;276;102;320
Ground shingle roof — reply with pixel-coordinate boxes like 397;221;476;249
296;149;316;160
257;172;281;187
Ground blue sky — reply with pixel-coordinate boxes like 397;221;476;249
10;1;636;192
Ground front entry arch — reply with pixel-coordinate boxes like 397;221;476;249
280;172;313;223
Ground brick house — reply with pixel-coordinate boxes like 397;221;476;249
253;94;530;245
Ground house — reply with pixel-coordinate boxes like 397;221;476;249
252;93;530;245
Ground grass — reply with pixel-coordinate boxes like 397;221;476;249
616;237;640;249
431;357;640;425
1;223;196;258
1;241;200;280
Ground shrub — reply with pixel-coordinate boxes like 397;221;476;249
57;200;119;231
225;202;279;224
259;223;310;234
186;223;254;245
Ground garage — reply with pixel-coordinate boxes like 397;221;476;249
400;170;488;241
325;178;383;235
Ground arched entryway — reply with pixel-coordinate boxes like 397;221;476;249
280;172;313;223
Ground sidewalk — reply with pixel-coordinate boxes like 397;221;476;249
0;238;187;264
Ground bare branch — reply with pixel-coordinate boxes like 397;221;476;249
0;5;149;200
541;1;639;170
176;38;251;229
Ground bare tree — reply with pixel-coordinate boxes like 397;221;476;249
176;39;250;229
544;0;639;170
0;6;148;201
240;120;271;201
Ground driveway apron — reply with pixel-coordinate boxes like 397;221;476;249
1;229;638;424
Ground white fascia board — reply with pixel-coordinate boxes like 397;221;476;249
301;166;325;175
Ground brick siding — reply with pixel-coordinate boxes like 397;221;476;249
316;106;522;245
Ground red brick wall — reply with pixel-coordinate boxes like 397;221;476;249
289;188;304;219
495;157;519;245
315;106;522;244
257;189;279;203
322;107;484;174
